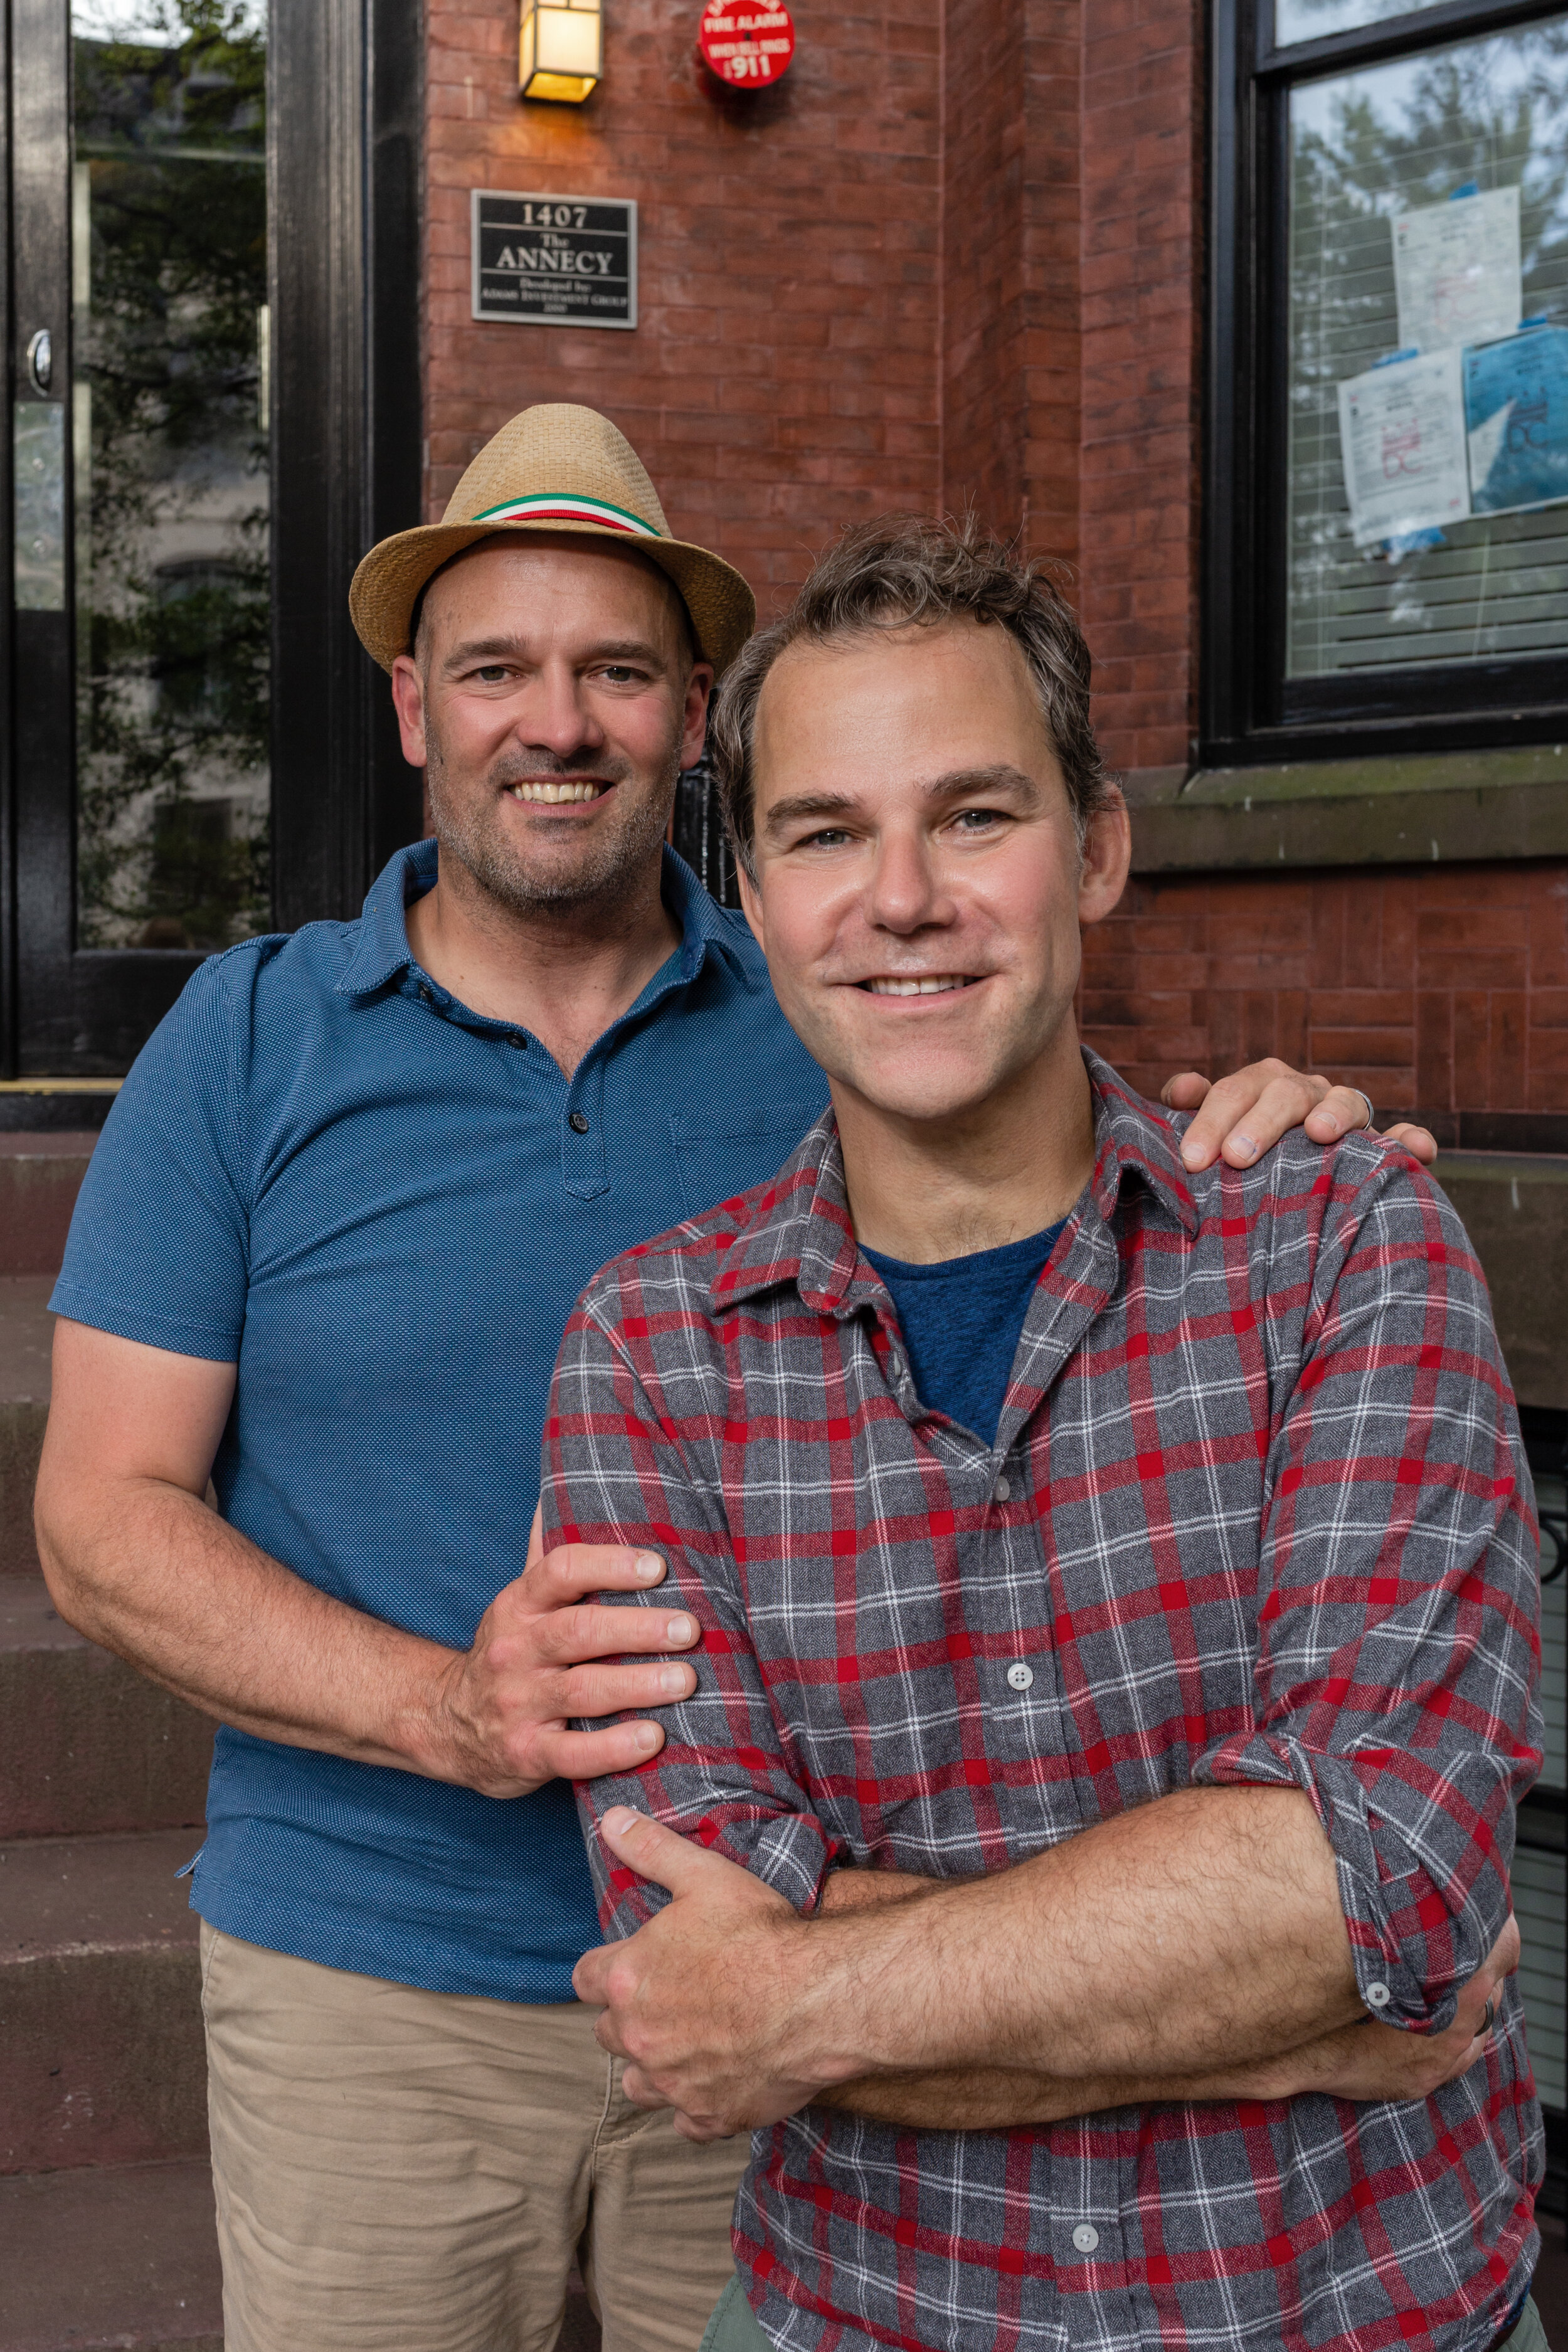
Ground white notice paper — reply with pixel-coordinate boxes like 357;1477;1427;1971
1337;347;1470;546
1392;188;1522;355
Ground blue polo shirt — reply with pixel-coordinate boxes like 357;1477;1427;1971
51;840;827;2000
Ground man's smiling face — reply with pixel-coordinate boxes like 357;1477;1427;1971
738;617;1129;1128
391;533;711;919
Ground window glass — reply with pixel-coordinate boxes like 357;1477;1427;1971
1285;18;1568;679
1275;0;1459;50
72;0;269;951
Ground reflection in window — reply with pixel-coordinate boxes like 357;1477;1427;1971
1274;0;1461;50
1286;18;1568;678
72;0;269;951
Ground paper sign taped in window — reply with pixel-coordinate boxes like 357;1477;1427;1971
1392;188;1522;358
1336;347;1470;547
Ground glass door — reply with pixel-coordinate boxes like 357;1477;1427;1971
9;0;270;1071
72;2;270;958
4;0;423;1076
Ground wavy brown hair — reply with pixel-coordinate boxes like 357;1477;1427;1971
711;514;1115;880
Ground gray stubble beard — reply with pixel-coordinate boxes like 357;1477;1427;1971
424;718;681;922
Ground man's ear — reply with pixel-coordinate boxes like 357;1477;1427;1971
681;664;714;772
1078;788;1131;930
736;858;765;951
390;654;429;770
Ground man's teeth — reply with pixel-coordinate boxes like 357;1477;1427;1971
865;975;973;996
509;782;605;804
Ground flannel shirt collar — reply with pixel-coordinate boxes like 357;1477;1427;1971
707;1047;1199;1318
337;839;753;999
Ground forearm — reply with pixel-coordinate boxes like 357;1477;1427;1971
790;1786;1361;2093
818;1983;1507;2131
820;2027;1368;2130
39;1474;460;1777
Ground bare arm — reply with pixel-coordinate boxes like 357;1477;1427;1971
578;1799;1515;2141
814;1865;1514;2128
35;1319;703;1797
579;1786;1379;2139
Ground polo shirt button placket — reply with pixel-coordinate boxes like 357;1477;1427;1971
561;1074;609;1200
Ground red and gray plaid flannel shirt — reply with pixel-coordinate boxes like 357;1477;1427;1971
543;1052;1544;2352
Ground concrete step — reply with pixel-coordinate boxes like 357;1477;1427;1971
0;1586;213;1840
0;1133;97;1279
1;1830;207;2176
1;1277;54;1577
0;2158;607;2352
0;2156;221;2351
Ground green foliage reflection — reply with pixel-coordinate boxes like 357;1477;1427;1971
73;0;269;950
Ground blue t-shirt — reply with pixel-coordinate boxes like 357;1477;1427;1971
862;1222;1066;1446
51;840;827;2001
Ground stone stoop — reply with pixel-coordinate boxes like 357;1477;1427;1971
0;1136;223;2352
2;1832;208;2177
0;2160;222;2352
0;1137;608;2351
1;1276;54;1579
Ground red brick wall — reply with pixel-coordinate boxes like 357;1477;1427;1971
1078;0;1201;777
421;2;1566;1125
1081;865;1568;1121
425;1;943;605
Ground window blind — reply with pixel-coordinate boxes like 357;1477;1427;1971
1285;21;1568;677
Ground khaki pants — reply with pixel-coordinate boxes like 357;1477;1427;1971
201;1924;749;2352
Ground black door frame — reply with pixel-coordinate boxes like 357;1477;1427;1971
0;0;424;1077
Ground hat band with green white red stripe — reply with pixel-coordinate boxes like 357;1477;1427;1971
469;492;661;538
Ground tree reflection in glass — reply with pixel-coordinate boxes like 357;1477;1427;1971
72;0;268;951
1286;17;1568;679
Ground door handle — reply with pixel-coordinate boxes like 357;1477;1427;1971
25;328;52;393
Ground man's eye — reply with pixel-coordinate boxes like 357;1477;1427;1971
597;665;645;686
795;827;853;850
472;665;511;685
951;807;1006;832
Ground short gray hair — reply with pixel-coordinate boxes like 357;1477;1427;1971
711;514;1115;878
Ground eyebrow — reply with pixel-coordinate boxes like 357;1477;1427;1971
761;763;1044;838
442;634;669;675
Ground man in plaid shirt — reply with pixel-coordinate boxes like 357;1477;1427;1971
544;519;1544;2352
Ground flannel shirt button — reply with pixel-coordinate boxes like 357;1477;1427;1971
995;1475;1011;1500
508;1032;527;1049
569;1111;590;1134
418;984;433;1005
1071;2224;1099;2254
1366;1981;1392;2010
1006;1661;1034;1691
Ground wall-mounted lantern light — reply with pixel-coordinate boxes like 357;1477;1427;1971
519;0;601;102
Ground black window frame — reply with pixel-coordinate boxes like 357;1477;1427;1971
0;0;424;1078
1202;0;1568;769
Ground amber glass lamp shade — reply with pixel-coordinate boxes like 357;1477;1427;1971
519;0;602;101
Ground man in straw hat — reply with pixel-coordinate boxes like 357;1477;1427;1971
36;405;1431;2352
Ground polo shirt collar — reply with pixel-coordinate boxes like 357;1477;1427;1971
336;837;753;1000
708;1046;1200;1316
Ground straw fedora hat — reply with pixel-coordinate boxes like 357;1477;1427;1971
349;404;756;676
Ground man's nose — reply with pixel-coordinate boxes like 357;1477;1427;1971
865;830;955;935
511;665;605;760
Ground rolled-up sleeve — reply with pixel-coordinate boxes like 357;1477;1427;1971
1195;1153;1541;2035
542;1286;840;1937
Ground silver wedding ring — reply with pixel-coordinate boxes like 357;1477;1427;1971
1480;1996;1495;2036
1350;1089;1375;1132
